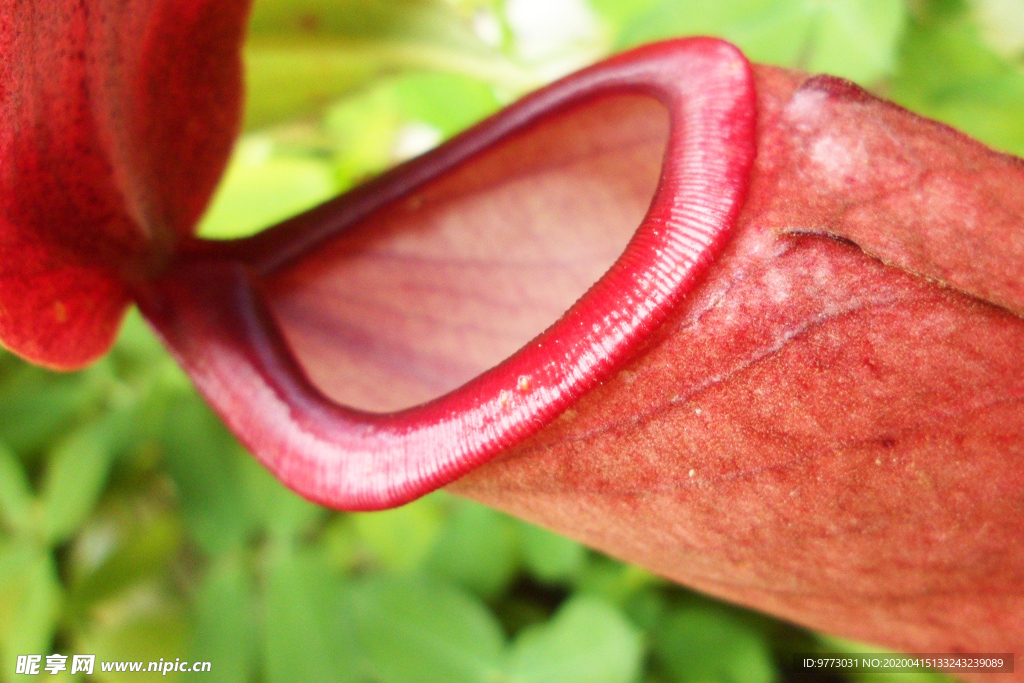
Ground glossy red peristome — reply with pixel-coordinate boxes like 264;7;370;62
3;3;1024;668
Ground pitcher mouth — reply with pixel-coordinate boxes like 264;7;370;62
137;38;757;511
258;91;670;414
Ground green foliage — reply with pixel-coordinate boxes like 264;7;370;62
160;396;257;555
191;554;257;683
652;601;776;683
520;522;587;584
262;546;357;683
617;0;908;84
242;0;528;129
349;574;505;683
424;500;520;598
0;444;32;534
507;596;642;683
198;141;338;240
890;0;1024;156
350;498;445;573
0;542;61;668
39;412;131;545
2;1;1019;681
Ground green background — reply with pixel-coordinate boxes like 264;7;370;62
2;0;1021;680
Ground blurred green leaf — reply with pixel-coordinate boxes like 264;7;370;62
0;362;110;457
575;556;660;605
621;588;666;632
653;602;776;683
244;43;380;129
507;595;642;683
323;84;404;189
618;0;907;84
199;138;338;239
321;515;361;571
0;542;60;671
243;0;525;128
322;70;500;191
242;456;326;540
390;71;501;136
191;554;256;683
39;411;130;545
78;595;188;683
351;496;444;572
797;0;907;83
425;499;520;598
66;505;182;619
160;396;255;555
520;522;586;584
263;546;361;683
109;310;169;372
588;0;661;30
890;2;1024;156
0;441;34;534
819;635;956;683
350;573;505;683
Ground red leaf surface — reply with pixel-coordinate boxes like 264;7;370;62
0;0;248;368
